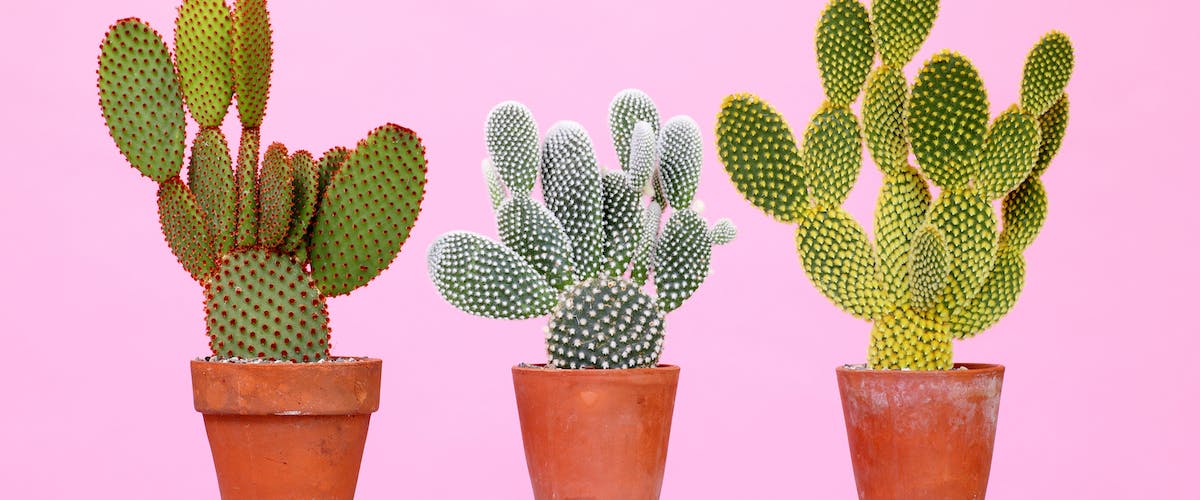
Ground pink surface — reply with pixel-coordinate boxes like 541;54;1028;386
2;0;1194;498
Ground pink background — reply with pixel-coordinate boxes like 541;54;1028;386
2;0;1194;497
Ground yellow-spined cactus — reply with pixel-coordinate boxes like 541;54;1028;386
716;0;1074;369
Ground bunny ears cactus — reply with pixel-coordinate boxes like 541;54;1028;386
98;0;428;361
716;0;1073;370
428;90;734;369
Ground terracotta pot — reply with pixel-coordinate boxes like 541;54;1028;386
191;358;382;499
512;364;680;500
836;363;1005;500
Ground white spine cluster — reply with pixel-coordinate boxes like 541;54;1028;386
657;116;704;210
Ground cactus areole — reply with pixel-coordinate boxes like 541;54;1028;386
99;0;428;362
428;90;735;369
716;0;1074;370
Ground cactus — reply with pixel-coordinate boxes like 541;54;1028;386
98;0;428;361
716;0;1073;370
428;90;734;369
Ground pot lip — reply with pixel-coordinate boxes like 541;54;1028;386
190;356;381;369
512;363;680;375
835;362;1004;374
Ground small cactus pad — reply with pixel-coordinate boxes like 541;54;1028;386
497;195;575;290
427;232;557;319
907;225;949;311
546;276;665;369
874;165;932;304
309;125;428;296
316;146;350;198
234;128;260;247
654;209;713;313
871;0;939;67
709;218;737;245
977;107;1041;200
157;178;217;281
486;101;540;195
953;249;1024;338
609;89;661;169
868;304;953;370
601;171;643;276
1033;94;1069;176
482;159;507;211
863;66;910;176
282;151;319;254
796;207;880;319
909;51;989;189
175;0;234;127
98;18;187;183
929;189;998;312
999;177;1047;252
658;116;704;210
256;143;293;248
627;121;657;192
204;248;330;361
232;0;271;127
802;105;863;206
186;128;235;254
1020;31;1074;116
631;201;663;286
541;121;604;278
815;0;875;107
716;94;806;222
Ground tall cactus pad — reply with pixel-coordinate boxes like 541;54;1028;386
541;122;604;278
909;51;989;189
427;232;557;319
609;89;661;169
282;151;319;254
601;172;642;276
316;146;350;199
863;66;910;176
815;0;874;107
796;207;880;319
546;277;665;369
1021;32;1074;116
953;249;1024;338
658;116;704;210
497;195;575;290
157;178;217;281
871;0;939;67
627;122;657;192
929;189;997;312
868;305;952;370
999;177;1047;252
204;249;330;361
802;106;863;206
232;0;271;127
631;201;663;286
1034;95;1069;176
874;166;932;304
486;101;539;195
977;107;1041;200
98;19;186;183
175;0;234;127
256;143;293;248
187;128;235;254
309;125;428;296
717;94;806;222
655;209;713;313
907;225;949;311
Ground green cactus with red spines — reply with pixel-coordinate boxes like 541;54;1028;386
716;0;1074;370
98;0;428;361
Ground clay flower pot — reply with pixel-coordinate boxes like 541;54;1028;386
190;358;382;499
512;364;680;500
836;363;1005;500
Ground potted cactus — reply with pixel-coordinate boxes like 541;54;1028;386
97;0;427;497
427;89;733;499
715;0;1073;498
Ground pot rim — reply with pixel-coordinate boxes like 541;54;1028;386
513;363;679;376
192;356;382;416
835;362;1004;375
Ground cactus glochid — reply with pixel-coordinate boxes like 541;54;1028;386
427;90;735;369
716;0;1074;370
98;0;428;361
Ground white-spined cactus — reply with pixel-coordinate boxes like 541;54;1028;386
428;90;735;369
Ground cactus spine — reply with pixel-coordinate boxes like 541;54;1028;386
716;0;1074;370
98;0;428;361
428;90;734;369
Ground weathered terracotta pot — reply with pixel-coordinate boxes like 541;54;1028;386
836;363;1005;500
191;358;382;500
512;364;680;500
